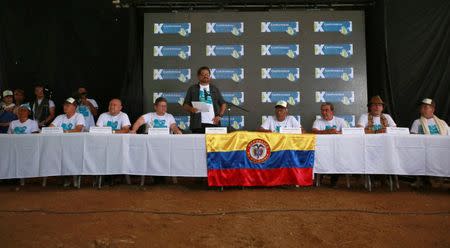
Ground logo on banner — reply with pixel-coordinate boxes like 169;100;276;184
206;22;244;36
222;92;244;106
315;67;354;81
174;116;190;130
262;115;301;125
316;115;355;127
153;45;191;59
221;116;245;130
246;139;271;163
261;22;299;35
261;44;299;59
206;45;244;59
153;92;185;106
153;69;191;83
261;68;300;82
314;44;353;58
211;68;244;82
154;23;191;37
314;21;352;35
315;91;355;105
262;91;300;105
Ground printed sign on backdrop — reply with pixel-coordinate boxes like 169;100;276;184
314;44;353;58
153;92;185;106
222;92;245;106
153;45;191;59
315;91;355;105
262;91;301;105
153;69;191;83
211;68;244;82
261;21;299;35
314;21;352;35
315;67;353;81
154;23;191;37
221;116;245;130
261;44;299;59
174;116;190;130
262;68;300;82
206;22;244;36
206;45;244;59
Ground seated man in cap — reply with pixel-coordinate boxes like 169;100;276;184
49;97;85;133
258;100;302;133
0;90;17;133
357;95;396;134
312;102;349;134
410;98;449;188
96;98;131;133
410;98;449;135
8;104;40;134
130;97;182;134
312;102;349;187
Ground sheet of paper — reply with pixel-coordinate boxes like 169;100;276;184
192;101;211;112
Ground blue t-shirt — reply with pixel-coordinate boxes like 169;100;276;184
0;111;17;133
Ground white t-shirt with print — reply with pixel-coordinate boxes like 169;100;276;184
142;112;176;131
357;113;396;131
96;112;131;130
8;119;40;134
261;116;301;133
76;99;98;131
199;84;215;124
410;118;450;135
313;116;349;131
51;113;85;131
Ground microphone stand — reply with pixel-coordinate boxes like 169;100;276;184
225;101;249;132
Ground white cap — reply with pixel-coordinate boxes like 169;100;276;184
2;90;13;97
65;97;76;104
19;103;31;111
421;98;434;106
275;100;288;108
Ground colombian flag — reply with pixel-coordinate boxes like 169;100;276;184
206;131;316;187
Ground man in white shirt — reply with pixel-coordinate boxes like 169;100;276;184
8;104;39;134
410;98;449;189
96;98;131;133
50;97;85;133
76;87;98;131
312;102;349;134
258;100;302;133
312;102;349;187
130;97;182;134
410;98;449;135
357;95;396;134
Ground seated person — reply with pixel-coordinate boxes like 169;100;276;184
96;98;131;133
312;102;349;134
0;90;17;133
410;98;449;188
130;97;182;134
8;104;40;134
357;95;396;133
258;100;302;133
312;102;349;188
49;97;85;133
410;98;449;135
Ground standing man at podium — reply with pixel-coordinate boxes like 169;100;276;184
183;66;227;133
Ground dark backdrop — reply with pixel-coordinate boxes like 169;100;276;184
1;0;448;126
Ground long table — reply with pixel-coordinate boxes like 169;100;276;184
0;133;449;179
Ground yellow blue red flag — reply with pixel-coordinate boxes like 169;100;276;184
206;131;316;186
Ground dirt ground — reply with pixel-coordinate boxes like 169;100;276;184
0;177;449;248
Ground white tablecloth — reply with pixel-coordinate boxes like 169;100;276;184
0;133;449;179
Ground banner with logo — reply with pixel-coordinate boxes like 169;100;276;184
206;132;316;186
